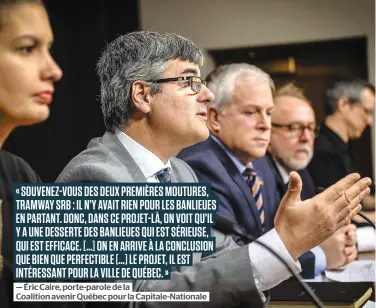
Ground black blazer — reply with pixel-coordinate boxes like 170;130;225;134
178;137;278;243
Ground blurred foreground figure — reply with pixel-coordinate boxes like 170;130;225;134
0;0;63;307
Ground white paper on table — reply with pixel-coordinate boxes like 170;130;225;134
325;260;375;282
357;226;376;252
362;300;376;308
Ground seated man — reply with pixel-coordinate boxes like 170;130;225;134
265;83;357;273
57;33;370;307
178;64;358;278
308;78;375;214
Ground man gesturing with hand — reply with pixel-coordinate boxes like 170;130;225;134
58;39;371;307
275;172;369;261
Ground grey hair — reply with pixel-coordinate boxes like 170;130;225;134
206;63;275;111
325;78;375;115
97;31;204;132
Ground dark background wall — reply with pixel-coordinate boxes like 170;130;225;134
3;0;140;181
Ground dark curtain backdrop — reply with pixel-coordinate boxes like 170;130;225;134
3;0;140;181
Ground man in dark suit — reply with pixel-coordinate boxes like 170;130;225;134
56;34;370;307
266;83;358;273
178;64;347;278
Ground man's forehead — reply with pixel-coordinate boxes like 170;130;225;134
163;59;201;77
232;79;273;103
361;88;375;108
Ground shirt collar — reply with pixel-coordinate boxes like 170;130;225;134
273;158;290;184
211;135;246;174
115;130;171;179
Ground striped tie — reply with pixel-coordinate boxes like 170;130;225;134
243;163;265;226
156;169;179;272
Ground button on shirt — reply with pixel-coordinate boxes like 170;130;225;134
116;131;301;292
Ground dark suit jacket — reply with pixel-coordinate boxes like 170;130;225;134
179;137;278;244
261;153;317;278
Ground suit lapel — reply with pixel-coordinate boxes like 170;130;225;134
101;132;147;182
170;172;178;183
209;138;263;235
299;169;316;200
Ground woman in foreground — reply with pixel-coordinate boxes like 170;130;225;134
0;0;62;307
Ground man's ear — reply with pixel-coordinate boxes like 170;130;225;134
207;106;221;133
131;81;152;114
337;96;351;113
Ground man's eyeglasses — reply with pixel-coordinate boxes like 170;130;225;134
272;123;320;137
146;76;206;94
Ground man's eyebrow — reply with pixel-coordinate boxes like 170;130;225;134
243;103;274;109
181;68;199;75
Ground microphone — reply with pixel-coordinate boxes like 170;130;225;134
214;215;325;308
316;187;375;229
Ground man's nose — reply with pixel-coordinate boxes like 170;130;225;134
198;85;215;105
257;112;271;130
299;127;314;143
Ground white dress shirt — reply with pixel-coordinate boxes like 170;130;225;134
115;130;171;182
116;131;301;292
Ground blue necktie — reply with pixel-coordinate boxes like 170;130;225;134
156;168;178;271
156;167;171;183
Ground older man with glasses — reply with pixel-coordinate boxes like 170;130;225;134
266;83;358;274
178;64;360;279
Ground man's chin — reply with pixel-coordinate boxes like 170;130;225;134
287;159;309;171
251;147;268;159
183;128;209;148
196;128;210;142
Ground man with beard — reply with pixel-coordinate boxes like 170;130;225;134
266;83;358;274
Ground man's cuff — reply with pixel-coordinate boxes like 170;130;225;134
311;246;327;276
248;228;301;291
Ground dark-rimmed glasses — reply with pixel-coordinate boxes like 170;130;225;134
146;76;206;94
272;123;320;137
